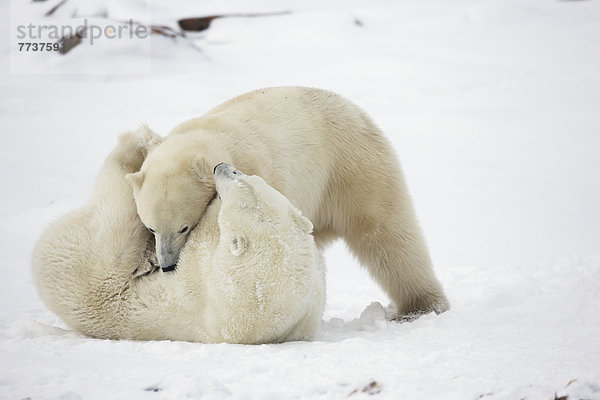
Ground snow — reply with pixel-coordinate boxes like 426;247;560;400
1;0;599;398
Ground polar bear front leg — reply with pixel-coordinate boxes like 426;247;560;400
92;126;163;203
91;127;162;279
115;125;163;172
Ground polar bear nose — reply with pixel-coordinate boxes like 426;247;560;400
214;162;236;175
214;163;245;178
162;264;177;273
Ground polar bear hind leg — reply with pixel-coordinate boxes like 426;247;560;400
320;129;449;317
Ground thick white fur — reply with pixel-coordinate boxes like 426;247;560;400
31;128;325;343
128;86;449;315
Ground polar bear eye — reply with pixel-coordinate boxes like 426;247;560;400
148;227;155;234
179;226;189;234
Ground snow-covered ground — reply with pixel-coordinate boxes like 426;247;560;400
1;0;599;398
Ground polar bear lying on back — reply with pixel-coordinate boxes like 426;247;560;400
31;129;325;343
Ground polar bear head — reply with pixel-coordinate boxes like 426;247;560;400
125;137;221;272
213;163;314;258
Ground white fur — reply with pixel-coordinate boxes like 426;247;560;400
130;87;449;315
31;129;326;343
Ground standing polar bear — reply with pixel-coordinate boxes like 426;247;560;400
31;129;325;343
127;86;449;316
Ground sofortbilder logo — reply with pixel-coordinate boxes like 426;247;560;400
16;19;150;46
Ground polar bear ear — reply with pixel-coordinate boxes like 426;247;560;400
230;235;248;257
126;171;145;192
191;155;212;183
292;211;313;234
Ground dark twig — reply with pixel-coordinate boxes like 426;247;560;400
45;0;68;16
178;10;291;32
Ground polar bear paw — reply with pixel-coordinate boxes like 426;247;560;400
116;125;163;171
132;237;160;279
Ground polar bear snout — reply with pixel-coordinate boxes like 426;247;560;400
214;163;246;199
158;249;178;273
214;163;244;179
154;233;184;272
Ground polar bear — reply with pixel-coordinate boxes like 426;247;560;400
126;86;449;316
31;129;325;343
